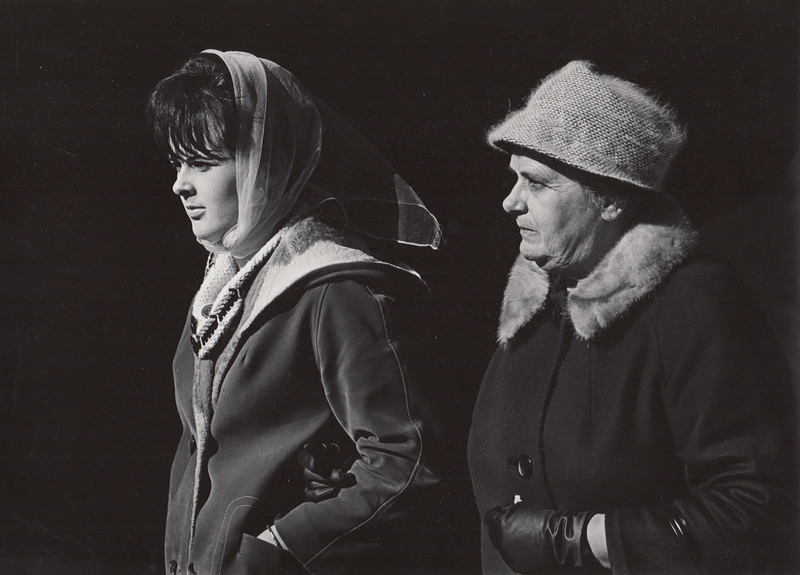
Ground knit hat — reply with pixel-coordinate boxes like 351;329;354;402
487;60;686;192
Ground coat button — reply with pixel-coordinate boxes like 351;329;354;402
188;435;196;454
517;454;533;479
168;560;177;574
188;563;196;574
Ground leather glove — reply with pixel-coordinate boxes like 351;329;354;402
296;441;356;502
484;503;597;572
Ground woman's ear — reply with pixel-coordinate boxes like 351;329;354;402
600;195;628;222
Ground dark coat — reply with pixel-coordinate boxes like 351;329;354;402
468;211;796;574
165;216;439;575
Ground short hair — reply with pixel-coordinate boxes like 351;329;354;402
146;53;236;159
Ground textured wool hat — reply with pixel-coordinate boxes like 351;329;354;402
488;60;687;192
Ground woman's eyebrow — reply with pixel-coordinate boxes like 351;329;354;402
508;165;547;183
520;170;550;183
169;151;218;162
508;166;540;178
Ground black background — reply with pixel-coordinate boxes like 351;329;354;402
1;1;798;573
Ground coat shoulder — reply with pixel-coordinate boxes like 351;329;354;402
649;256;755;319
642;255;786;377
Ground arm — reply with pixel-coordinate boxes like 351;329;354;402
605;280;796;574
272;280;439;574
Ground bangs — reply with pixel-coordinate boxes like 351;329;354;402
149;88;231;159
147;58;236;160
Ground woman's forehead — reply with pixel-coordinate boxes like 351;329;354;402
510;154;569;184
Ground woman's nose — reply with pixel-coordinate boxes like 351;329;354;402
172;166;194;197
502;183;526;214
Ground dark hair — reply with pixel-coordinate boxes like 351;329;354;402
146;53;236;160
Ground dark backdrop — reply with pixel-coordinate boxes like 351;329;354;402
1;1;798;573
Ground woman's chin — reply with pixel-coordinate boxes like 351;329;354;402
518;242;545;263
190;222;224;244
192;229;224;245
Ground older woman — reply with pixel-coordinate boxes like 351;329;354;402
147;50;441;575
468;61;796;574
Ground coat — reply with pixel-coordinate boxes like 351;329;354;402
164;215;440;575
467;210;796;574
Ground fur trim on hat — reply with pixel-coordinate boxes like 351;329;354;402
498;210;698;345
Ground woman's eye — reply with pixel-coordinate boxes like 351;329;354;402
524;177;548;192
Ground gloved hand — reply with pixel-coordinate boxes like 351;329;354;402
484;503;597;572
296;441;356;502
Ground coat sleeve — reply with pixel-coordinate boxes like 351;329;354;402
273;279;440;574
605;273;797;574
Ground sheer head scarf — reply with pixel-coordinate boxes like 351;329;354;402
201;50;441;259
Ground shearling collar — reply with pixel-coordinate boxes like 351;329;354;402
207;214;421;408
237;215;420;337
498;210;698;345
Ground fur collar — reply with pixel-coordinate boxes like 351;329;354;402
498;210;698;345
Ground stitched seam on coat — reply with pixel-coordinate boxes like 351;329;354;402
538;324;573;508
305;284;425;567
217;503;256;575
645;306;669;392
368;285;427;460
212;496;259;575
644;307;671;414
311;283;329;377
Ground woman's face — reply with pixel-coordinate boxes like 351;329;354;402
171;153;238;244
503;154;606;277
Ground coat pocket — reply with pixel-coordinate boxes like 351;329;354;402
229;533;306;575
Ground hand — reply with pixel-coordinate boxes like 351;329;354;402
484;503;596;572
296;441;356;502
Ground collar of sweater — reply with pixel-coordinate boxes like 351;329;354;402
497;209;698;345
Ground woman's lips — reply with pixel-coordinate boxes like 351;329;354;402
185;205;205;219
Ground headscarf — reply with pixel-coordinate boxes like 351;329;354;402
200;50;441;260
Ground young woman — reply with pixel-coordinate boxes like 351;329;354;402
147;50;442;575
